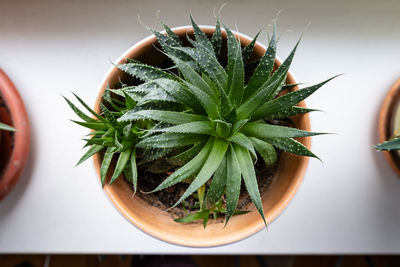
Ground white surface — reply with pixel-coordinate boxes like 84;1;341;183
1;0;400;254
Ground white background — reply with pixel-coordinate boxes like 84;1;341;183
1;0;400;254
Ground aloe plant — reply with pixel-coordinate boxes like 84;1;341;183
110;16;336;227
0;122;15;132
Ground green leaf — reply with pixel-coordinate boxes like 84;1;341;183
151;78;203;111
100;147;115;186
233;144;266;227
249;137;277;167
149;138;214;192
137;88;175;105
231;119;248;136
160;20;182;46
116;63;178;82
154;121;215;136
375;137;400;151
252;76;338;121
241;31;260;63
190;15;214;53
137;132;208;149
225;144;242;225
243;24;277;101
214;120;231;138
100;102;122;133
109;149;132;185
63;96;95;122
175;45;227;89
228;42;245;107
225;26;240;94
175;210;210;228
73;93;106;122
211;16;222;56
184;81;220;119
122;91;136;110
119;109;207;124
264;137;318;159
241;122;325;138
130;149;138;193
206;156;227;207
0;122;15;132
263;106;318;120
167;142;204;166
139;147;175;164
170;138;229;209
76;145;104;166
228;132;257;159
164;54;220;118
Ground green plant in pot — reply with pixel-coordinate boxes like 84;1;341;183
66;14;335;240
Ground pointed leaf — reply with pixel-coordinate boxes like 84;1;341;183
250;137;277;167
149;138;214;192
234;144;266;226
243;25;277;100
167;142;204;166
206;156;227;207
64;96;95;122
211;17;222;56
375;137;400;151
170;138;229;209
264;137;318;158
100;147;115;186
252;76;338;121
120;109;207;124
225;144;242;224
109;149;132;185
241;122;325;138
116;63;178;82
190;15;214;53
242;31;260;63
77;145;104;166
137;132;208;149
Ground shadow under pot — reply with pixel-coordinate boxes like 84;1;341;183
93;26;312;247
0;69;30;201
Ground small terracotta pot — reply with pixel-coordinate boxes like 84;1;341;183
0;69;30;201
93;26;311;247
378;79;400;176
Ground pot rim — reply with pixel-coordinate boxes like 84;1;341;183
378;78;400;176
0;68;30;201
93;25;311;247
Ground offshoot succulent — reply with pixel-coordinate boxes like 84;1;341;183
67;14;335;228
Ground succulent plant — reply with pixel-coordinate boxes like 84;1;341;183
111;16;336;227
64;90;148;191
0;122;15;132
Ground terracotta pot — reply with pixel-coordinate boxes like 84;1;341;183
0;69;30;201
93;26;311;247
378;79;400;176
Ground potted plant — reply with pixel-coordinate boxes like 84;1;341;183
66;15;335;246
376;79;400;175
0;68;30;201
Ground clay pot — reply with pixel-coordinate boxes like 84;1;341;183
378;79;400;176
93;26;311;247
0;69;30;201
